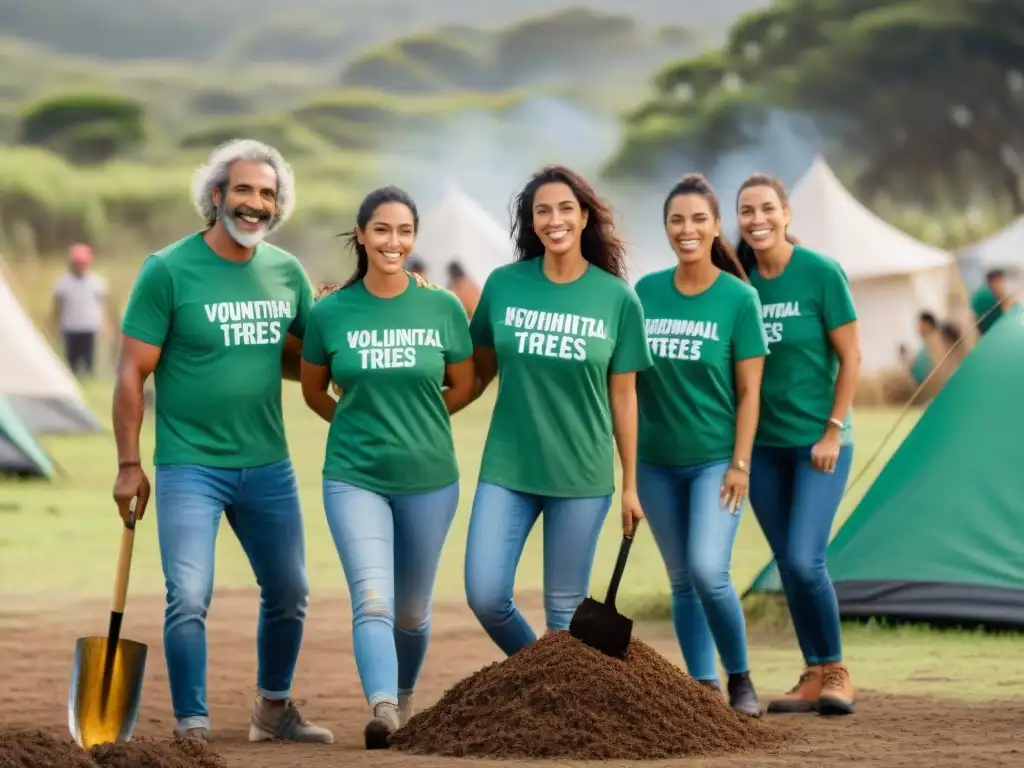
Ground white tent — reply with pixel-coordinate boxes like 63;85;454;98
0;259;102;434
788;156;957;374
957;216;1024;294
413;182;514;287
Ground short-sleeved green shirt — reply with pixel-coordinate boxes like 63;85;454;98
748;245;858;448
971;286;1000;335
120;232;314;467
636;269;768;467
302;275;472;495
469;259;652;498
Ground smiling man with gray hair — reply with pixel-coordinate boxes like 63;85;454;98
111;139;333;745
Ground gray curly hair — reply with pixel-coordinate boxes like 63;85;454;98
190;138;297;230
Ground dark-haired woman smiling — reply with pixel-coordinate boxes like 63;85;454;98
634;173;767;717
300;186;476;749
463;165;652;657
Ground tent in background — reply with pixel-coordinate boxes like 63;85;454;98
0;395;55;479
744;312;1024;628
788;156;958;375
0;258;102;434
413;182;514;287
957;216;1024;294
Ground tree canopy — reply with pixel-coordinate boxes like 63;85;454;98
605;0;1024;212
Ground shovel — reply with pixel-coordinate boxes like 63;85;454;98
68;499;148;749
569;529;639;659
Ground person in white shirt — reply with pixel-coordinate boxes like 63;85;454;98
51;243;112;376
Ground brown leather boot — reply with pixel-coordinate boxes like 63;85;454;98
818;661;855;716
765;665;823;713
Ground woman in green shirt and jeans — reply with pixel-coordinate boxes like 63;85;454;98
300;186;477;749
634;173;768;717
735;173;862;717
464;165;652;656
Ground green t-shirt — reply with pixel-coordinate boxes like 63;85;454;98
121;232;314;468
469;259;652;497
635;269;768;467
910;347;932;384
971;286;1000;335
301;275;472;495
748;245;857;448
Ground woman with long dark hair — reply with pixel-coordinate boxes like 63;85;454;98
463;164;652;656
299;186;476;748
634;173;767;716
735;173;862;717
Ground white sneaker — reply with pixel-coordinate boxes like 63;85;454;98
364;701;400;750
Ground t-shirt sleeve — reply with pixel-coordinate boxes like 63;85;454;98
821;261;858;331
300;305;328;366
468;273;496;348
609;286;653;374
53;274;68;299
288;264;315;339
120;256;173;347
733;289;769;361
443;291;473;364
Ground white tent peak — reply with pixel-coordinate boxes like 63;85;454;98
788;156;957;375
413;184;514;286
790;155;953;279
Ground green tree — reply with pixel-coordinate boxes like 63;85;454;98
17;92;146;165
606;0;1024;212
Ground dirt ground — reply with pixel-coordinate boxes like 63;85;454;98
3;589;1022;767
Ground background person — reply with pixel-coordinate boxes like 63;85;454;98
51;242;113;376
634;173;767;717
735;173;862;717
299;186;475;750
462;165;652;657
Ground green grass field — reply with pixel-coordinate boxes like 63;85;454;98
3;377;1023;701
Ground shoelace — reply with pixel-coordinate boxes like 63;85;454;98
787;670;815;693
821;667;847;690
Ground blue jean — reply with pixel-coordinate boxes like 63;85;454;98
154;459;309;729
323;479;459;706
636;459;748;682
748;444;853;665
464;481;612;656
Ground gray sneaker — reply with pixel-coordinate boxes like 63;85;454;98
398;693;414;728
247;695;334;744
364;701;400;750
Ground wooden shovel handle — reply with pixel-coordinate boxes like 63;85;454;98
111;500;137;614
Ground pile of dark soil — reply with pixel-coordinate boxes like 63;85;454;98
0;728;226;768
392;631;792;760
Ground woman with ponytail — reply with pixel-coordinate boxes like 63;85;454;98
735;173;861;717
633;173;768;716
298;186;476;749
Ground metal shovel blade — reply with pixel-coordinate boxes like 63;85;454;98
68;635;148;749
569;596;633;660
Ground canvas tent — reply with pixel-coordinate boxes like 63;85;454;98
957;216;1024;294
788;157;958;375
744;312;1024;628
0;260;102;434
0;395;55;479
413;182;514;287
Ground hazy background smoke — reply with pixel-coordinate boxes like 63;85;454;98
374;97;822;283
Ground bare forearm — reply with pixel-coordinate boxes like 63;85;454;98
830;356;860;425
112;367;145;465
305;392;337;424
444;387;474;415
611;391;639;491
733;391;759;465
281;349;301;381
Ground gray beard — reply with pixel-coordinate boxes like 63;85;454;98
219;201;272;248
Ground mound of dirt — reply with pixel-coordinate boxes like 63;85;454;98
391;631;791;760
0;728;226;768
